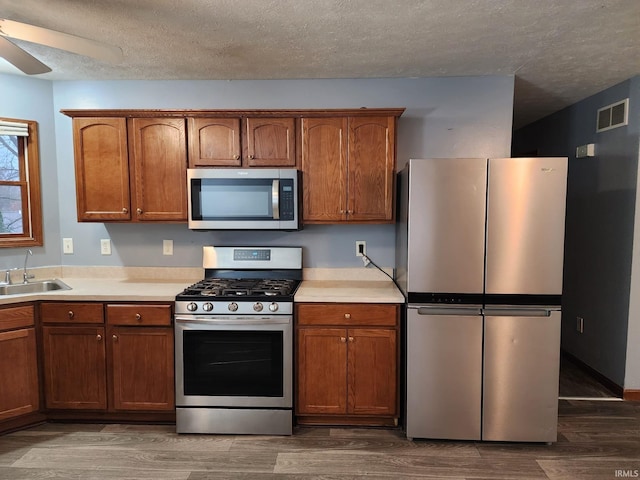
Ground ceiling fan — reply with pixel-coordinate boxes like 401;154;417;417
0;18;122;75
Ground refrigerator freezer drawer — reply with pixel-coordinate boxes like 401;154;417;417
405;306;483;440
482;310;561;442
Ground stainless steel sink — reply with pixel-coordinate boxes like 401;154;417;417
0;279;71;296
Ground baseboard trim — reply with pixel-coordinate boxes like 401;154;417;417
561;350;623;397
623;390;640;401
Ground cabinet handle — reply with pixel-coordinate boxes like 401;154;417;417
68;310;74;319
233;154;240;160
135;313;142;321
340;337;346;343
112;334;118;341
122;207;128;214
249;154;254;159
348;336;354;342
344;313;351;319
96;334;102;341
136;208;143;215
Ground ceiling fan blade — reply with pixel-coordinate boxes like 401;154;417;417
0;18;122;64
0;36;51;74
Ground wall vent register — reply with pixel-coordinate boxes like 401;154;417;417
596;98;628;133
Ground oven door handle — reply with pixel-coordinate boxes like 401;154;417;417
175;315;291;325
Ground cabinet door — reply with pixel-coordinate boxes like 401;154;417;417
296;328;347;414
0;328;39;420
108;326;174;411
245;117;296;167
42;326;107;410
301;117;348;222
347;328;397;415
347;116;395;222
129;118;188;221
72;117;131;221
188;117;241;167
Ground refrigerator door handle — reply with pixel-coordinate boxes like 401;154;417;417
412;306;483;316
482;308;552;317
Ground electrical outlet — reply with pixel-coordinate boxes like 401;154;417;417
355;241;366;257
163;239;173;255
100;238;111;255
576;316;584;334
63;238;74;254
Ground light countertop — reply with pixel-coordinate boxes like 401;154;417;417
0;266;405;305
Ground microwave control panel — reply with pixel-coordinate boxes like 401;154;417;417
280;180;295;220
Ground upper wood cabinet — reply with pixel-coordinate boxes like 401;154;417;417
70;117;187;222
301;116;397;223
72;118;130;221
128;118;188;221
188;117;296;168
64;109;403;224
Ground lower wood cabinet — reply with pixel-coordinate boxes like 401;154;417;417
0;305;39;421
295;303;399;426
42;325;107;410
41;302;174;413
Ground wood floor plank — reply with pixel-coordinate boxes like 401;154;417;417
0;466;190;480
231;431;480;458
273;452;547;478
11;448;277;474
538;458;640;480
0;431;233;452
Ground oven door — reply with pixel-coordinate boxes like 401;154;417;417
175;315;292;408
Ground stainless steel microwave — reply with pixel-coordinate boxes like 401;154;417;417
187;168;300;230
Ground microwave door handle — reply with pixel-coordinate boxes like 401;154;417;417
272;179;280;219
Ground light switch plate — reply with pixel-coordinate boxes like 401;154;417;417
100;239;111;255
63;238;73;254
163;239;173;255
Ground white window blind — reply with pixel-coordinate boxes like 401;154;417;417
0;119;29;136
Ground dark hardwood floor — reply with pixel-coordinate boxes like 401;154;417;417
559;354;620;399
1;399;639;479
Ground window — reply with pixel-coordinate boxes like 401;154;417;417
0;118;43;247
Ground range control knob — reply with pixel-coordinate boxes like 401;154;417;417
228;302;239;312
186;302;198;312
253;302;264;312
269;302;279;312
202;302;214;312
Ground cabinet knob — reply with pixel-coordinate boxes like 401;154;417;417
96;334;102;341
348;336;354;342
249;154;255;159
340;337;346;343
344;313;351;319
68;311;74;319
136;208;143;215
122;207;128;214
135;313;142;321
233;154;240;160
112;334;118;341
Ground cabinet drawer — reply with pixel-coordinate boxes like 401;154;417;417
0;305;35;331
106;304;172;326
41;302;104;324
296;303;398;326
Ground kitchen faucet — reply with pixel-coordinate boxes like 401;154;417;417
23;249;34;284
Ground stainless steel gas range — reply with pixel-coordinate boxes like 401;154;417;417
174;246;302;435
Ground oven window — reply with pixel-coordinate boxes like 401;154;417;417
183;330;284;397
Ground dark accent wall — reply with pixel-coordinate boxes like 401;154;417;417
512;77;639;387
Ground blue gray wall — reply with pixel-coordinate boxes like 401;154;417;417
513;76;640;389
0;75;60;270
2;75;514;271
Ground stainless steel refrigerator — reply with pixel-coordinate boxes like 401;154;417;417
396;157;567;442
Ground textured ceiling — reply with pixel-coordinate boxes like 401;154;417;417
1;0;639;128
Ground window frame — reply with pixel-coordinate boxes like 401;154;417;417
0;117;43;247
